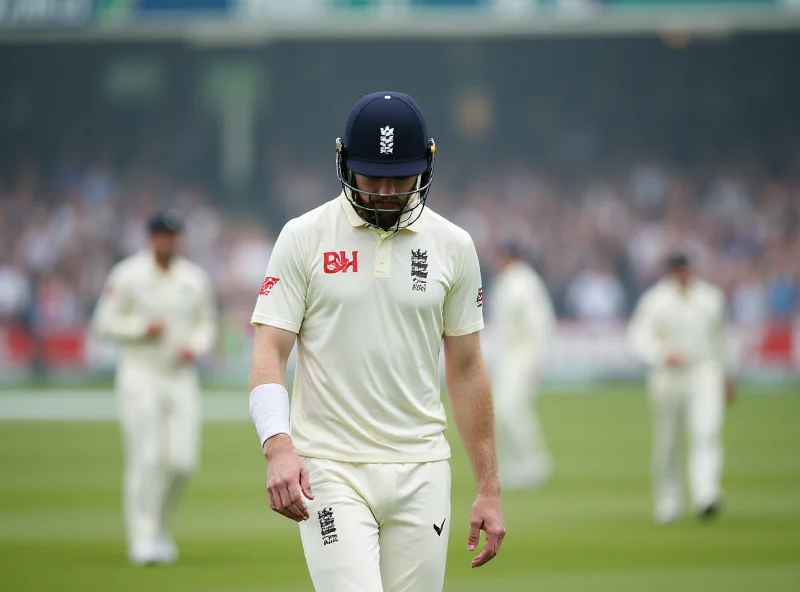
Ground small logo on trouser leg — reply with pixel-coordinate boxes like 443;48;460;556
433;518;446;536
318;507;338;545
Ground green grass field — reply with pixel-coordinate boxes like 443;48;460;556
1;387;799;591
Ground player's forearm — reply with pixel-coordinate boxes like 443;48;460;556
187;318;218;357
713;321;732;375
249;325;295;390
627;319;665;366
249;349;292;458
447;362;500;495
187;290;218;356
529;313;553;362
91;308;148;341
248;326;297;456
248;347;288;391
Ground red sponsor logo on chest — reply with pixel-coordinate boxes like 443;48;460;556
259;276;280;296
323;251;359;274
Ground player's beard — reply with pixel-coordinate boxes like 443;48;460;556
355;193;410;231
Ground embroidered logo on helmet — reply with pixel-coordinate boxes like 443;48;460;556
379;126;394;155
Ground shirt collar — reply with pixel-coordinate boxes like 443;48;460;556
144;249;176;275
338;192;423;234
339;191;366;228
666;277;694;295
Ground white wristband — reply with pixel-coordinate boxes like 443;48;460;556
248;383;291;447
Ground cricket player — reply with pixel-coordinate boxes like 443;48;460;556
248;91;506;592
627;251;735;524
91;211;218;565
489;241;556;490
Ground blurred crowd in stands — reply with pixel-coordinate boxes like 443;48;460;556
1;145;798;336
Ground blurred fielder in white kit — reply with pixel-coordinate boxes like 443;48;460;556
92;211;218;565
627;251;735;524
489;241;556;490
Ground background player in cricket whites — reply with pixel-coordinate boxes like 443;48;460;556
92;211;218;565
489;240;556;490
627;251;735;524
248;91;506;592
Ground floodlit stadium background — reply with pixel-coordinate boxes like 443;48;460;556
0;1;798;590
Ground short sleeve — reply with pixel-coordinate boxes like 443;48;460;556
443;235;485;337
251;220;308;334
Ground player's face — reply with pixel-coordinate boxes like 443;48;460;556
150;231;181;261
671;266;693;286
353;174;418;230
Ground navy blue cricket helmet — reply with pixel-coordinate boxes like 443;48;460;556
335;91;436;231
147;209;184;234
665;250;692;271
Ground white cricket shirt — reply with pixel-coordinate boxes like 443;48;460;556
627;277;730;372
92;250;217;373
489;260;555;361
251;193;485;463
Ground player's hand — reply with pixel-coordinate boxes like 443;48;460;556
177;347;195;365
145;320;165;339
725;377;737;405
263;434;314;523
664;351;685;368
467;491;506;568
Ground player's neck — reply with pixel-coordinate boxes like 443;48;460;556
153;254;173;271
499;258;516;273
357;210;401;232
673;278;692;292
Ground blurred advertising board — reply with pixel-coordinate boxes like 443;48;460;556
0;0;93;29
95;0;234;18
1;321;797;386
2;0;796;40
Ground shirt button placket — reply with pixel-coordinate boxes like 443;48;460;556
374;232;393;278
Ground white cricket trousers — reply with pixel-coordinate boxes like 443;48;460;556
116;363;201;551
493;353;550;481
649;363;725;514
298;457;451;592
